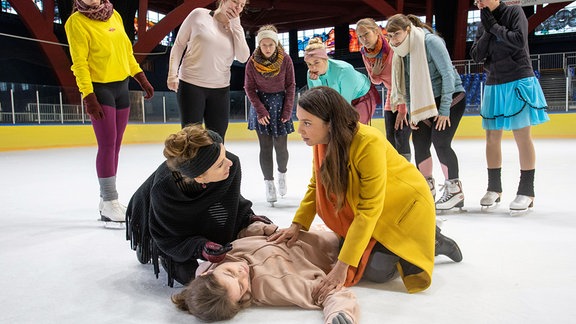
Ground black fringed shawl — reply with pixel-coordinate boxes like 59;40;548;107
126;152;253;283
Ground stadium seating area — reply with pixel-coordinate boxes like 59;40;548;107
460;70;542;113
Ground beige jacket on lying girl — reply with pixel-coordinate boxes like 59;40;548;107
198;222;360;324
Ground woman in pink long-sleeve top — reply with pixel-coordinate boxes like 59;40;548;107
167;0;250;139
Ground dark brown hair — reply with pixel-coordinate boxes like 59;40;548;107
386;14;434;34
298;86;359;210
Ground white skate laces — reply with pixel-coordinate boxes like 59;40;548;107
435;179;464;211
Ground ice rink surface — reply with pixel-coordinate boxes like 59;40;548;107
1;136;575;323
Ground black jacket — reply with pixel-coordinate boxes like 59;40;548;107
470;2;534;85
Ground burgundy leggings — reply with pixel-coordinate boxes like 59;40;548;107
91;79;130;178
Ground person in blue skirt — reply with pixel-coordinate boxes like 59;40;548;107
471;0;549;212
244;25;296;205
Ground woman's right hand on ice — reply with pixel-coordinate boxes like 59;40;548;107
267;222;302;247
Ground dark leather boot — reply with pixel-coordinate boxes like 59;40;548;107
435;226;463;262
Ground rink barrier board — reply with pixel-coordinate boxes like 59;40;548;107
1;113;575;151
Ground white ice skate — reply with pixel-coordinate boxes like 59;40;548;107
480;191;501;210
265;180;277;207
435;179;466;213
99;199;126;229
277;172;287;197
509;195;533;216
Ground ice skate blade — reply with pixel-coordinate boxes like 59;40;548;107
99;215;126;229
509;208;532;216
435;197;464;211
99;219;126;229
480;203;499;211
436;207;467;214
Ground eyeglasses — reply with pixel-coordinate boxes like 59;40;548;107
384;30;403;40
473;0;484;5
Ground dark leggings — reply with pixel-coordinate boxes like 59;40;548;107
92;79;130;178
412;94;466;180
177;81;230;140
257;132;288;180
384;110;412;156
363;243;423;283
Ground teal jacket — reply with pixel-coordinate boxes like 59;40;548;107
307;59;371;103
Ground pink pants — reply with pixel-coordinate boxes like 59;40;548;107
91;105;130;178
352;83;381;124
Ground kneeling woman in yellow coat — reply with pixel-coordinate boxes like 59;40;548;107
269;86;462;301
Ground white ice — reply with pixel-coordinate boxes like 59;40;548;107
1;137;575;323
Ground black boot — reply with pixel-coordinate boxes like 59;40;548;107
435;226;463;262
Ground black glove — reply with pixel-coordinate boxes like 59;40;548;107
134;71;154;99
202;241;232;263
83;93;104;120
481;8;497;33
250;214;273;225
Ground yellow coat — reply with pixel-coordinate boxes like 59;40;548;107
293;123;436;293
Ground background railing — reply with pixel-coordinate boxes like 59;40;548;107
1;52;575;125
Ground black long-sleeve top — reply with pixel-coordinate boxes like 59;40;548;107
129;151;253;263
470;2;534;85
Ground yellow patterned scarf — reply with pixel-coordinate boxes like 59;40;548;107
251;47;285;78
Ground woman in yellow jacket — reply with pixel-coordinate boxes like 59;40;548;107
269;86;462;301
